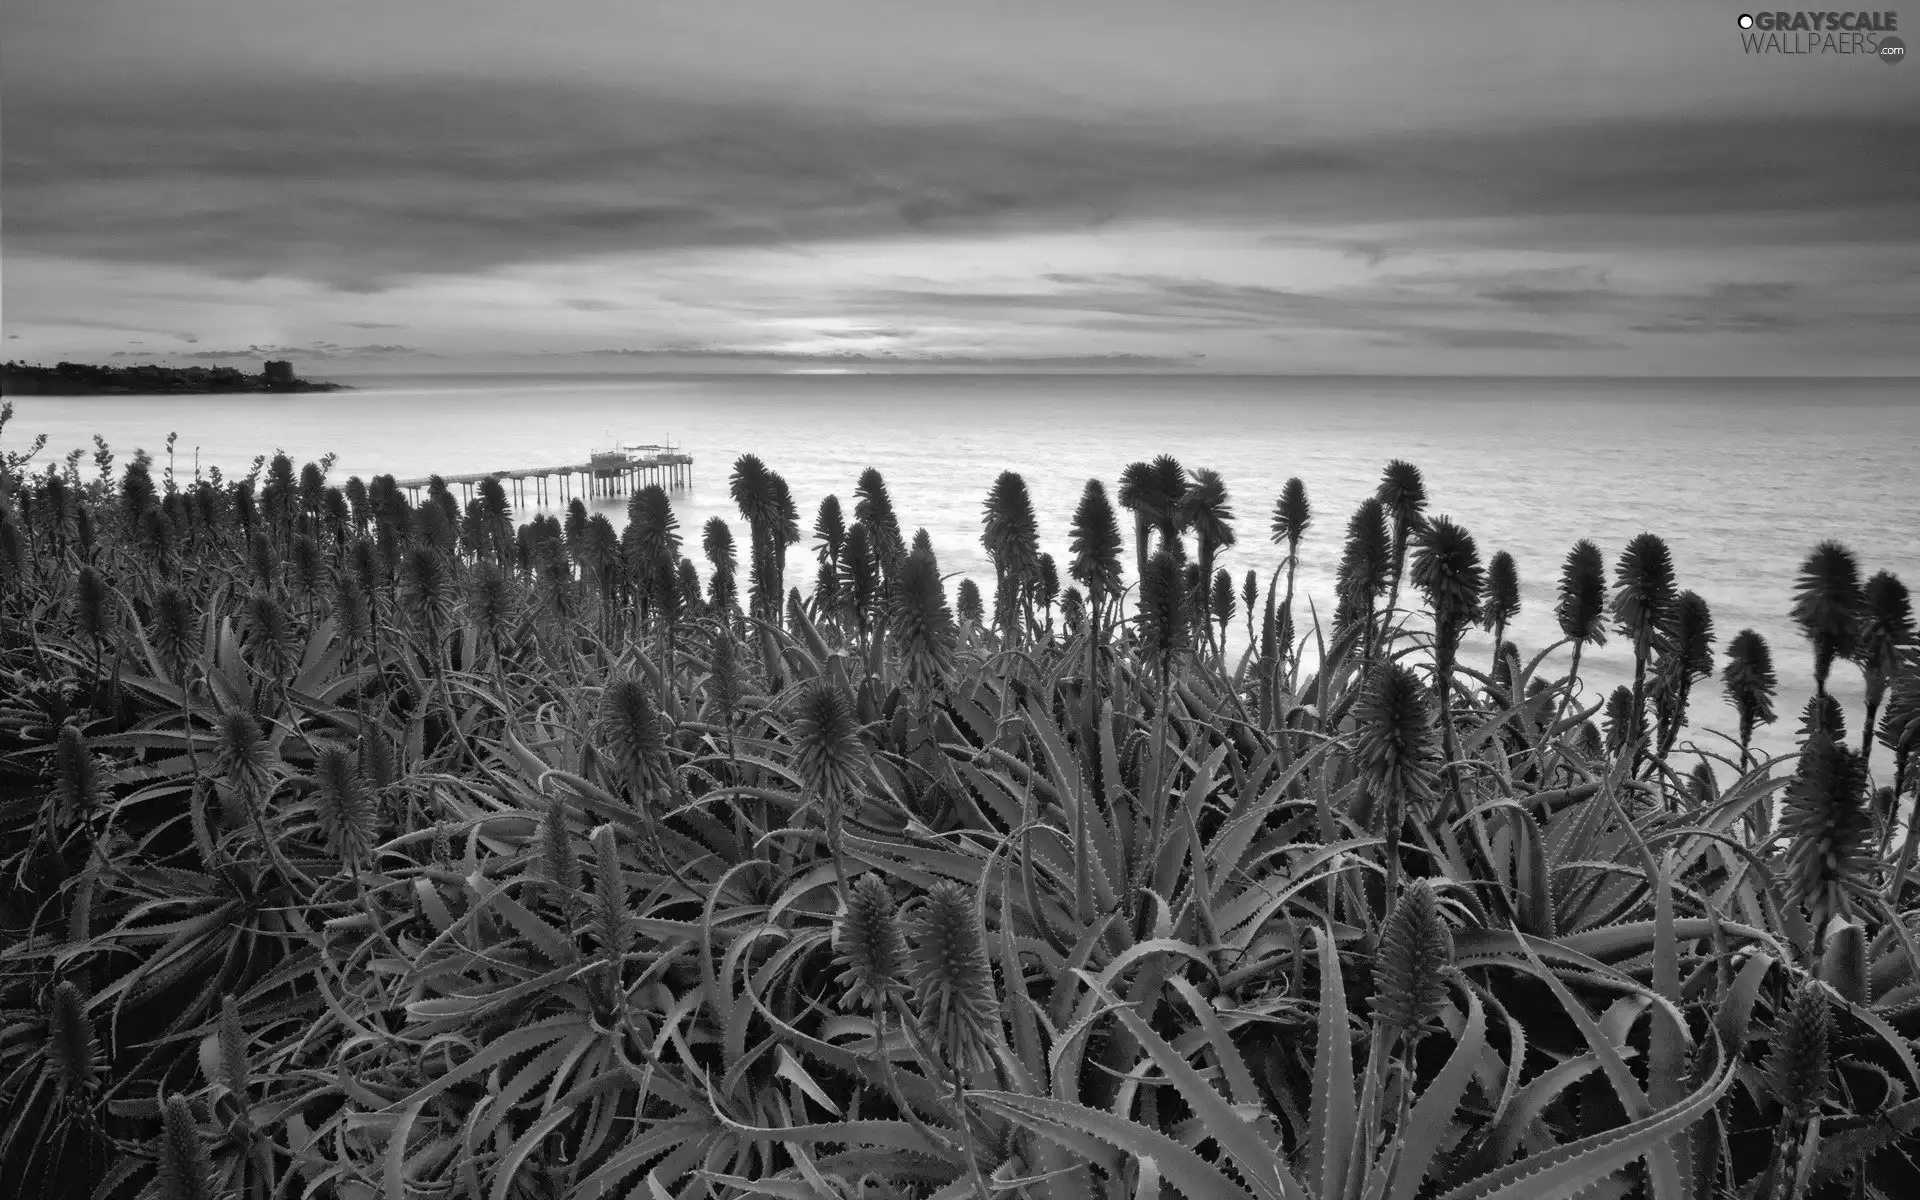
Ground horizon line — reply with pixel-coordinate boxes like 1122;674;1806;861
10;360;1919;384
311;369;1920;382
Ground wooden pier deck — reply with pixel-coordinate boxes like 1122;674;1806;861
395;450;692;508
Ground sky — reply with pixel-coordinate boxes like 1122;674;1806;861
4;1;1917;375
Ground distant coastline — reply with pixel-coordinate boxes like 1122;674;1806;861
1;359;348;395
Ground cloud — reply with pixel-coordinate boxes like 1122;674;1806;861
161;342;432;361
835;263;1906;355
1475;267;1618;313
854;273;1478;341
545;345;1197;369
6;77;1914;292
814;326;915;340
1419;327;1615;350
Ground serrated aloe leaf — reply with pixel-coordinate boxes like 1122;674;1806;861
1306;927;1357;1200
972;1091;1258;1200
1435;1035;1732;1200
1388;982;1487;1200
1105;993;1297;1200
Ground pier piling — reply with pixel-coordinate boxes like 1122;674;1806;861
394;448;693;510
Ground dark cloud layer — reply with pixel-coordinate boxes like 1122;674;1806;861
130;342;433;361
6;78;1915;290
840;264;1907;354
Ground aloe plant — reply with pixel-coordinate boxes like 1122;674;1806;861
1612;533;1677;765
887;547;957;704
1854;570;1912;763
1482;549;1520;682
1723;628;1779;771
854;467;906;577
1118;455;1188;585
1793;540;1863;699
1880;667;1920;897
791;678;869;893
1354;662;1440;901
981;471;1041;642
730;454;782;624
1651;590;1715;758
955;576;984;629
842;522;879;649
1604;684;1637;755
1269;476;1311;679
1060;585;1086;636
1176;467;1235;659
1410;514;1483;818
6;442;1917;1200
1375;459;1428;641
1241;567;1259;649
1760;982;1831;1200
153;1095;216;1200
1135;546;1189;895
1337;497;1392;657
1209;568;1235;662
1781;727;1873;934
1068;478;1124;735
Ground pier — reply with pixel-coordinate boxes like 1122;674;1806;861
394;446;693;509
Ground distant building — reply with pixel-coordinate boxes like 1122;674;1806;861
263;360;294;383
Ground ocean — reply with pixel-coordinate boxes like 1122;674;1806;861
10;372;1919;764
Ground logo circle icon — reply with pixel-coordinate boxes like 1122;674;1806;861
1881;35;1907;62
1738;13;1754;27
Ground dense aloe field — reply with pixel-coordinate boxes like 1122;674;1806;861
2;404;1918;1200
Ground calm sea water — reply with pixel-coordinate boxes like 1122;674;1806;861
10;373;1919;764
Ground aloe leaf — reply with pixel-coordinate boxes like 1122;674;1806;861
1213;838;1380;941
384;1096;427;1200
774;1045;841;1117
1205;739;1339;895
1642;846;1691;1200
1511;935;1650;1122
1470;1053;1602;1170
1506;809;1555;938
1103;991;1297;1200
1712;952;1776;1054
708;1110;955;1158
999;867;1047;1090
381;1016;579;1114
1494;919;1772;966
569;1119;713;1197
486;1091;592;1200
1078;939;1216;1000
1830;989;1920;1091
972;1091;1256;1200
1810;1096;1920;1183
1388;982;1487;1200
1134;1155;1165;1200
484;888;575;965
1432;1034;1732;1200
1167;978;1262;1109
1305;927;1357;1200
697;1173;822;1200
1152;742;1231;897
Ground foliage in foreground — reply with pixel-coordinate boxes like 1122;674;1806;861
3;412;1919;1200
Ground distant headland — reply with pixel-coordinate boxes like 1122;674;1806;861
0;359;349;395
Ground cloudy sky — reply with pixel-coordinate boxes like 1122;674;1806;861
4;0;1916;374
